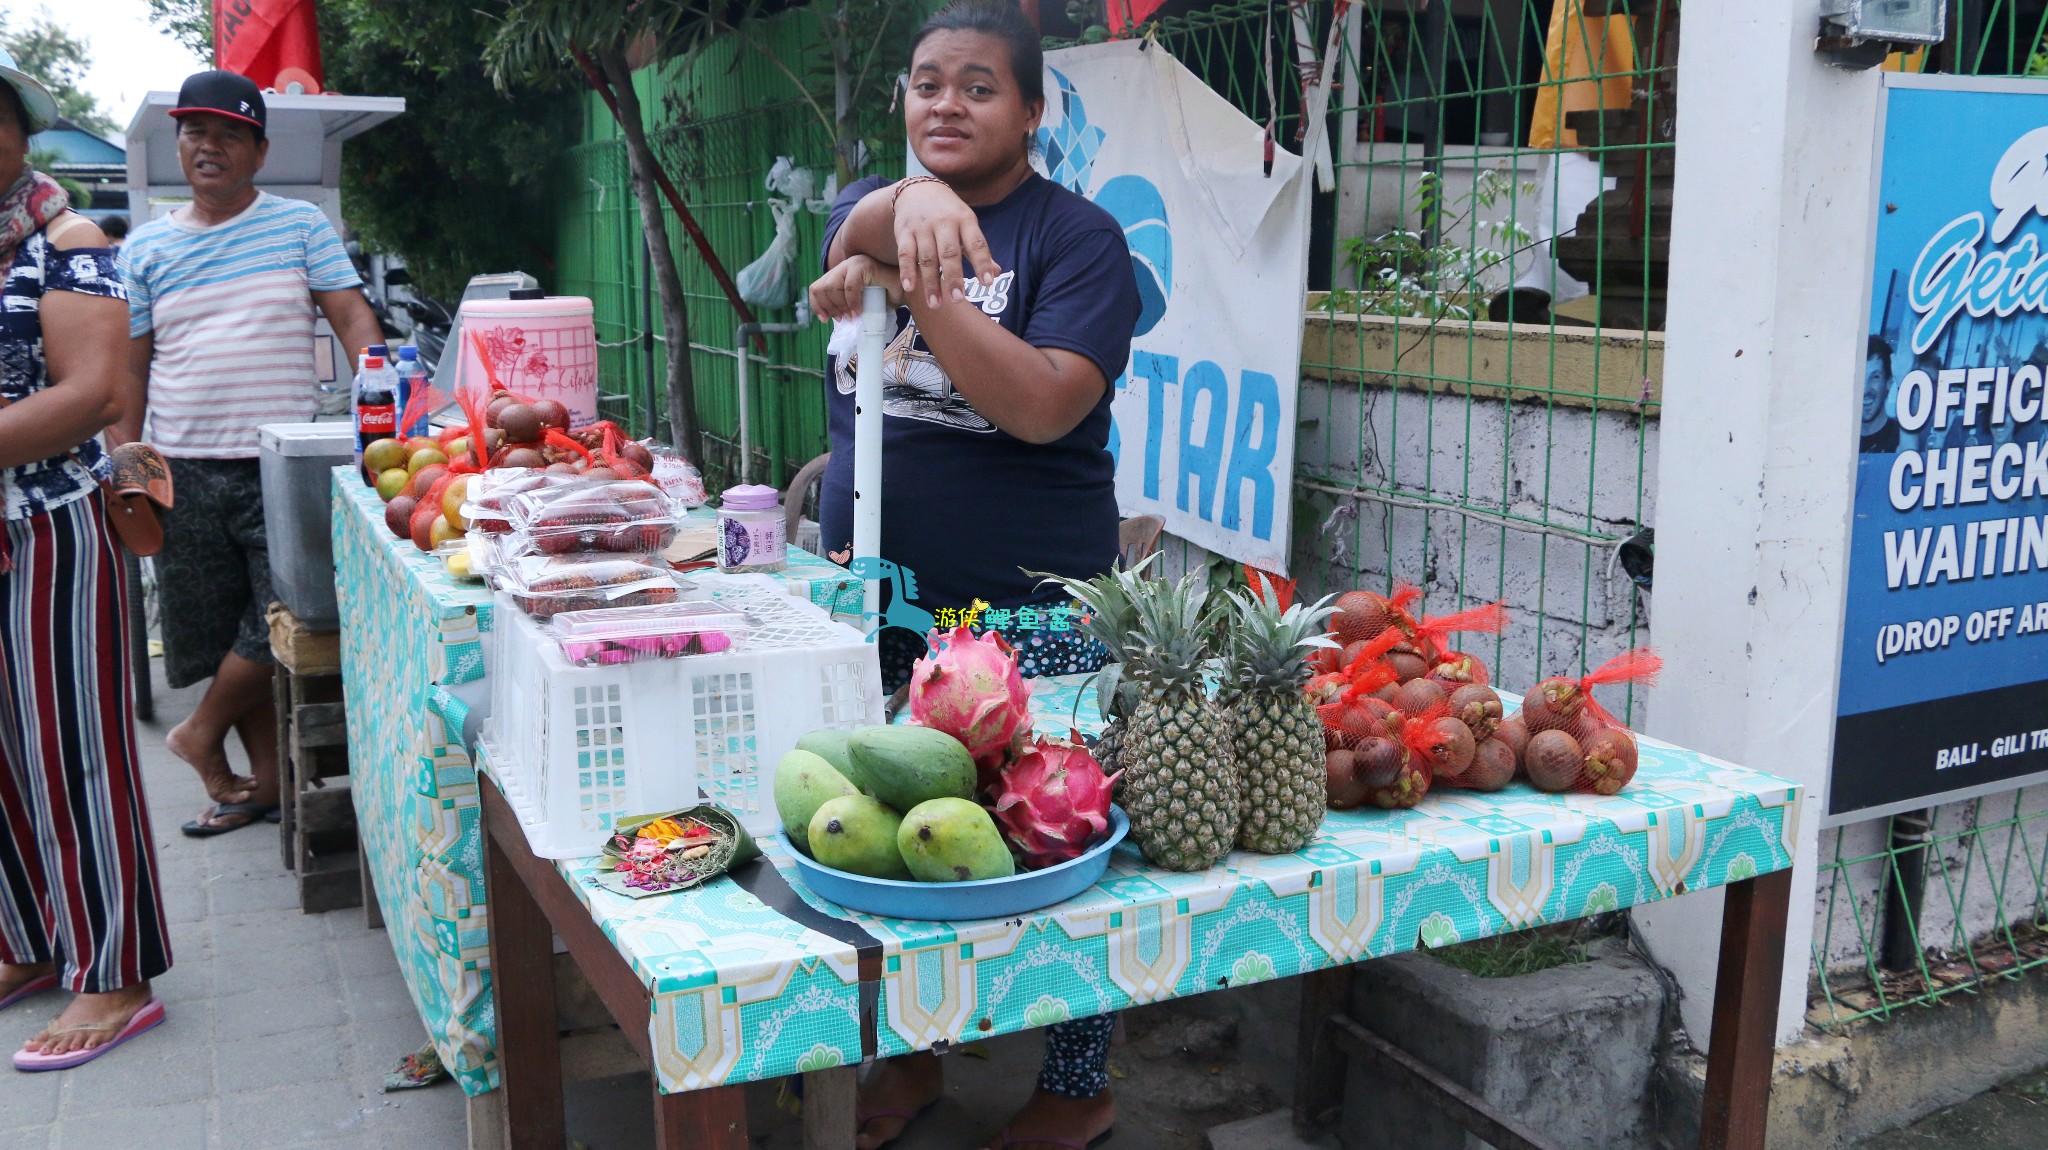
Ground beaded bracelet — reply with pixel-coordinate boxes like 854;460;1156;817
891;174;947;211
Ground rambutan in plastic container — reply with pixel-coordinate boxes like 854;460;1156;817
480;574;882;857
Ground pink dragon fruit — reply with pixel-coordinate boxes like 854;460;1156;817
992;733;1120;870
908;625;1032;763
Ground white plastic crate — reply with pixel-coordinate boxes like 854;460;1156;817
481;574;882;858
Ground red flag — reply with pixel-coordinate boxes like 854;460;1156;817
216;0;324;94
1106;0;1170;35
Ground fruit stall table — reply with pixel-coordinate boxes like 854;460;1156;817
473;671;1803;1150
328;470;863;1097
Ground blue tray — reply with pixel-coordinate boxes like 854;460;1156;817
785;807;1129;921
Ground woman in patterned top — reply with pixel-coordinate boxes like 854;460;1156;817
0;55;172;1071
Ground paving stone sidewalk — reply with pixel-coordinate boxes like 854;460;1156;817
0;655;1275;1150
1857;1064;2048;1150
0;659;474;1149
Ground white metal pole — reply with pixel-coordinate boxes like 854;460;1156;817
853;286;888;623
736;339;753;486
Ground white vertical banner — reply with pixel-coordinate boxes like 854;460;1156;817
1035;40;1317;573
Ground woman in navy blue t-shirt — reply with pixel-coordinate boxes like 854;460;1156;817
811;2;1140;700
808;3;1137;1147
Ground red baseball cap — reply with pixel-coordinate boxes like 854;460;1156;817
168;70;267;137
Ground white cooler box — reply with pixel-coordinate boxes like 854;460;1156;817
481;574;883;858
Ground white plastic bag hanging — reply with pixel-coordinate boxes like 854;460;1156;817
764;156;817;205
736;198;800;308
737;157;823;309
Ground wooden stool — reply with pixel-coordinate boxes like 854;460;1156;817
268;602;361;913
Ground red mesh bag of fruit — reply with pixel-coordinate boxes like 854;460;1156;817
1325;700;1435;811
1408;601;1509;686
394;382;449;455
1366;702;1441;809
1323;584;1423;674
591;425;660;481
1516;648;1662;795
435;388;489;469
1314;630;1404;748
1434;684;1515;792
540;427;595;471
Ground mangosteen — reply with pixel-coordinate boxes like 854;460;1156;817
531;399;572;432
497;403;544;445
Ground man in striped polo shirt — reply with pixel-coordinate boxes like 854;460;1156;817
116;71;381;836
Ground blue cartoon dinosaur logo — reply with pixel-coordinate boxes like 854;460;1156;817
848;557;937;643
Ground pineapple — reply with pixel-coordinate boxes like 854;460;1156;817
1031;555;1156;774
1223;586;1341;854
1117;568;1238;872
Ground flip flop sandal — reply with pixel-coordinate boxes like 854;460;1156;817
856;1100;938;1149
180;802;280;838
13;997;166;1071
0;972;58;1011
993;1129;1114;1150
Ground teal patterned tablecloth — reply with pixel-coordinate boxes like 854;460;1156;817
330;471;862;1096
336;469;1804;1096
480;675;1803;1094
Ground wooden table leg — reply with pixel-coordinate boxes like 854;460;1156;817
1292;965;1352;1134
484;829;565;1149
1700;868;1793;1150
803;1066;858;1150
653;1081;748;1149
466;1088;509;1150
276;663;294;872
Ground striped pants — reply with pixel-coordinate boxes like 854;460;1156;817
0;493;170;993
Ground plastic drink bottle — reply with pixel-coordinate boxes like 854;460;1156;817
354;355;398;482
396;345;430;438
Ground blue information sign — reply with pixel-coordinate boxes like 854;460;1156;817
1833;76;2048;822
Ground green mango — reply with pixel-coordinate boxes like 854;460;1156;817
898;798;1016;883
796;728;878;795
773;749;859;855
849;725;976;813
808;796;911;880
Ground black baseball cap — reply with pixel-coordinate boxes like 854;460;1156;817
169;70;267;138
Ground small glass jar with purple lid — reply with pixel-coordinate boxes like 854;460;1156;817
716;484;787;573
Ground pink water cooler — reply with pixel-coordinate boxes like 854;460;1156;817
449;296;601;428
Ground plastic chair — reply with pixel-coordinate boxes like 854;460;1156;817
1118;514;1165;573
784;451;832;545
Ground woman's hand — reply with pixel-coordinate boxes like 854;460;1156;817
892;179;1001;309
809;254;904;323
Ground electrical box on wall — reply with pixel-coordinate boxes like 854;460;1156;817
1819;0;1947;68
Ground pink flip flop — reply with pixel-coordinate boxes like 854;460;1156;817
13;997;165;1071
0;972;58;1011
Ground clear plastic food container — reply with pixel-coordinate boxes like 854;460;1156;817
504;478;679;557
496;553;689;619
550;602;752;665
432;538;482;582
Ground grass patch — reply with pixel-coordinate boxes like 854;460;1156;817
1430;925;1590;979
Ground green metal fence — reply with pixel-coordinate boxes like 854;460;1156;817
550;6;927;490
1283;0;1668;708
